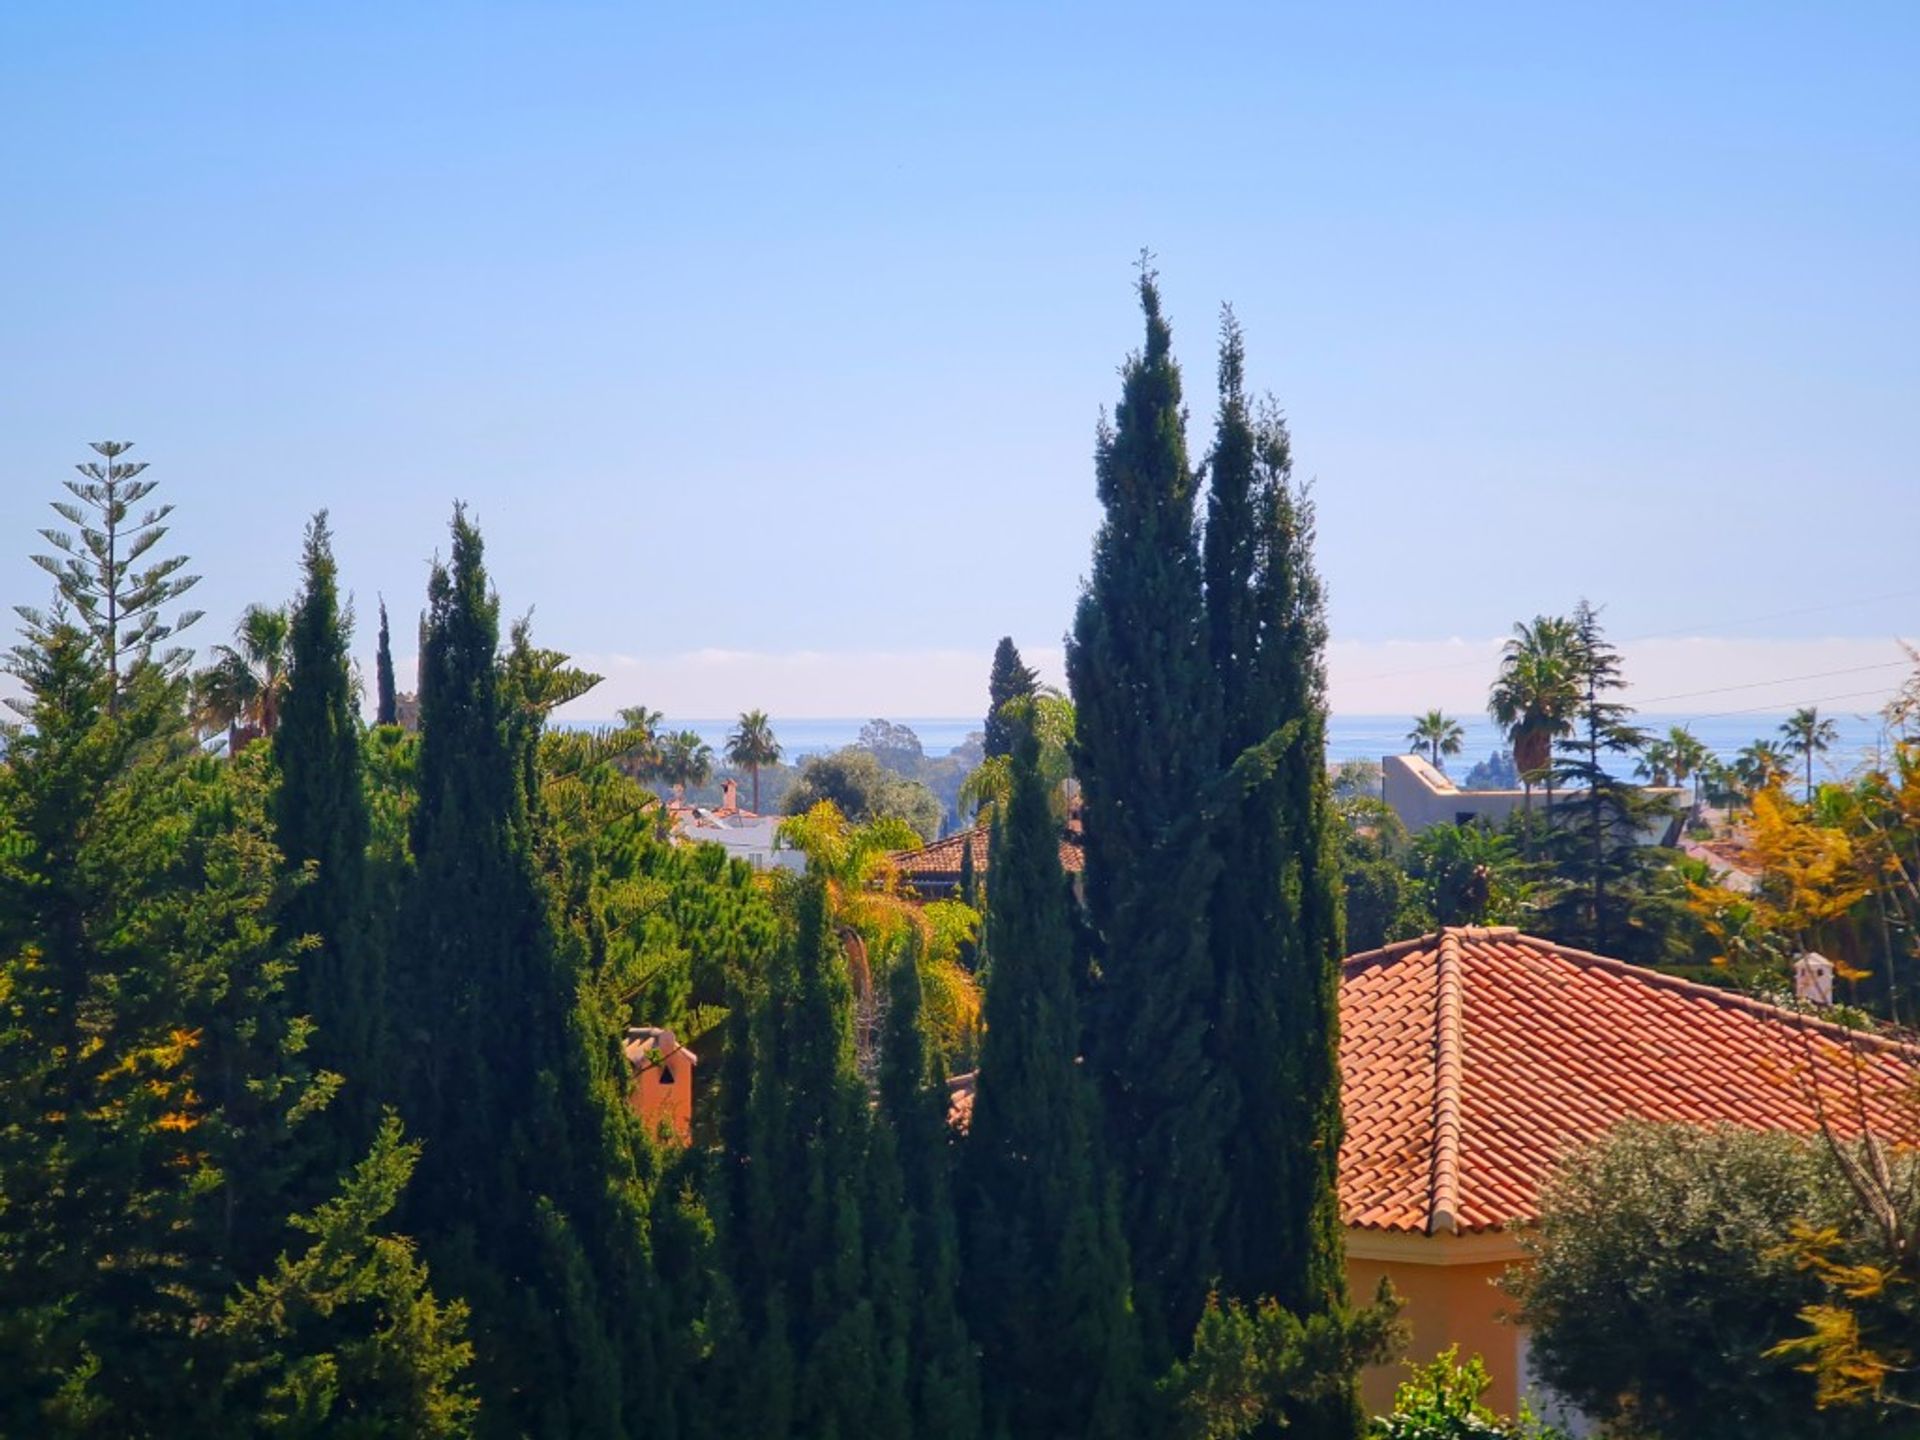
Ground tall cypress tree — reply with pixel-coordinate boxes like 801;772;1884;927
375;596;398;727
274;512;382;1154
729;877;901;1437
1066;269;1228;1365
962;716;1138;1438
983;637;1040;761
1202;315;1358;1435
396;507;648;1440
879;939;981;1440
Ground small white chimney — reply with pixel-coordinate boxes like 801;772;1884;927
1794;952;1835;1007
721;777;739;810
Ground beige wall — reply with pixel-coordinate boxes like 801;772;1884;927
1348;1235;1528;1418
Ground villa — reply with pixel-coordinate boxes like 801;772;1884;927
1381;752;1686;842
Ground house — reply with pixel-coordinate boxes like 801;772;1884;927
666;777;806;873
891;815;1085;900
1381;752;1685;841
1340;926;1918;1420
623;1025;696;1144
946;925;1918;1423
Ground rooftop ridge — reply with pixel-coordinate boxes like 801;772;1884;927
1493;929;1920;1061
1428;930;1468;1236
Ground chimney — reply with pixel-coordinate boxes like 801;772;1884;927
1793;952;1835;1007
721;776;739;810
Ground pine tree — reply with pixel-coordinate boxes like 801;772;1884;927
0;610;470;1436
375;596;398;727
274;512;383;1155
984;637;1041;761
1202;312;1359;1436
396;507;653;1439
1066;267;1227;1365
1543;600;1660;958
879;938;982;1439
962;718;1139;1438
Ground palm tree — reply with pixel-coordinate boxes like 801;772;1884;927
1636;736;1677;788
1778;705;1839;802
190;603;289;751
1665;724;1710;818
724;709;782;812
1734;739;1792;799
1406;709;1466;771
659;729;714;800
1488;615;1579;852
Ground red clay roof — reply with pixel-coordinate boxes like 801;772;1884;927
892;823;1085;884
1340;927;1920;1235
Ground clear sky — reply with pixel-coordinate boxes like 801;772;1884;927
3;3;1914;719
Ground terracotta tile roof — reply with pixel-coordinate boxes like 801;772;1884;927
1340;927;1920;1236
891;822;1085;888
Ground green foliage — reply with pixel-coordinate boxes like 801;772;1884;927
717;876;909;1436
392;507;661;1439
1510;1120;1879;1440
783;745;943;841
879;938;981;1439
1404;823;1529;929
962;718;1141;1437
723;709;781;811
1370;1348;1564;1440
1164;1284;1404;1440
0;595;468;1436
1405;710;1465;770
275;512;382;1156
221;1113;477;1438
1067;269;1225;1369
374;598;398;727
984;636;1040;761
23;439;203;704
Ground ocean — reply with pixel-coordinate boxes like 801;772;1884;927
569;712;1903;781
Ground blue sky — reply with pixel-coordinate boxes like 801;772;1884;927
3;3;1915;717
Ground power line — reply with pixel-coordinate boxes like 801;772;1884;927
1341;587;1920;686
1632;660;1911;707
1672;686;1902;724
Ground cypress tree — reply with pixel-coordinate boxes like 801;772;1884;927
731;877;900;1437
375;596;398;726
962;717;1139;1438
879;939;981;1440
983;637;1040;760
396;507;648;1440
274;512;382;1154
1066;268;1228;1365
1202;314;1359;1435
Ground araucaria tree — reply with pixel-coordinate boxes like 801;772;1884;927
962;717;1140;1437
984;636;1040;760
27;439;202;709
394;507;659;1439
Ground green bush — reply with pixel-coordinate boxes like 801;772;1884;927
1371;1347;1564;1440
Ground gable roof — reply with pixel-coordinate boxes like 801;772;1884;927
892;822;1085;887
1340;927;1920;1236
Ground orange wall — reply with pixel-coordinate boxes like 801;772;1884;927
1348;1254;1525;1417
629;1054;694;1144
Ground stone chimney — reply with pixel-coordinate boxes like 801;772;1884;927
721;776;739;810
